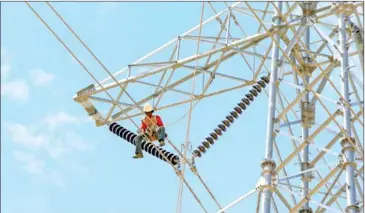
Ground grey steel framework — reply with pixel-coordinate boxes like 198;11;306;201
27;1;364;213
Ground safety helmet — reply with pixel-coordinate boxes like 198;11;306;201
143;103;154;113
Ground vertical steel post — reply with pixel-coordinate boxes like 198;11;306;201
339;6;359;213
260;2;282;213
300;3;315;213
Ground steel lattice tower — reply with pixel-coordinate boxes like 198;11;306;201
27;1;364;212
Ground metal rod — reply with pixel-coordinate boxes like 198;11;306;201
301;3;314;211
216;189;257;213
226;9;231;45
339;9;358;213
260;2;282;213
176;37;181;61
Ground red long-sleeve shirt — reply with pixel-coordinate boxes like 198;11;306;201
141;115;164;132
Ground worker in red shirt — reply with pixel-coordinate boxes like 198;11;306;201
133;103;166;159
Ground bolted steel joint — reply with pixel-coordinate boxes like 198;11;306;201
301;162;315;182
261;159;276;172
345;205;360;213
301;101;315;128
340;137;356;147
299;207;313;213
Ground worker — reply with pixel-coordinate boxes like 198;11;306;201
133;103;166;159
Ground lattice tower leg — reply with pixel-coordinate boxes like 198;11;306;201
260;2;282;213
339;5;359;213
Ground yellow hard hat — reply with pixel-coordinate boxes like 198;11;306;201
143;103;154;112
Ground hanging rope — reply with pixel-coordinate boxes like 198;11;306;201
192;75;270;158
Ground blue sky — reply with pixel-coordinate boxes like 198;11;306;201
1;2;363;213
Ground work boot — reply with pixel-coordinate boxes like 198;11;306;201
133;153;143;159
159;139;165;147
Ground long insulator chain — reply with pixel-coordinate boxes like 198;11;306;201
192;75;270;158
109;122;180;165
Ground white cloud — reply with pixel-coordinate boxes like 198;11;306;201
30;69;55;86
6;123;45;148
1;49;13;81
12;150;67;189
13;150;46;175
6;116;93;159
1;80;30;102
65;132;94;152
5;112;94;188
42;112;79;129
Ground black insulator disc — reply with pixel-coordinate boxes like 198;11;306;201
193;150;202;157
234;106;242;114
253;85;262;92
206;137;215;144
210;132;218;140
257;80;266;88
218;124;226;132
202;141;210;148
198;145;206;153
250;89;258;97
230;111;238;118
226;115;234;123
238;102;247;110
246;93;254;101
222;120;231;127
261;76;270;83
241;98;250;105
214;128;222;136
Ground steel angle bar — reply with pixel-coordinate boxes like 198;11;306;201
272;188;292;210
216;189;257;213
279;120;301;128
278;162;339;182
276;131;303;143
312;24;342;58
290;164;342;213
99;5;238;84
275;110;340;173
310;200;342;213
88;96;136;107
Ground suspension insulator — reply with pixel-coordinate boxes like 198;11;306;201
202;141;210;148
250;89;258;97
241;98;250;105
109;123;179;165
210;132;218;140
261;76;270;83
214;128;222;136
245;93;254;101
230;111;239;118
257;80;266;88
238;102;247;110
222;120;231;127
234;106;243;114
198;145;206;153
226;115;234;123
206;137;215;144
253;85;262;92
218;124;227;132
192;75;270;159
193;150;202;157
